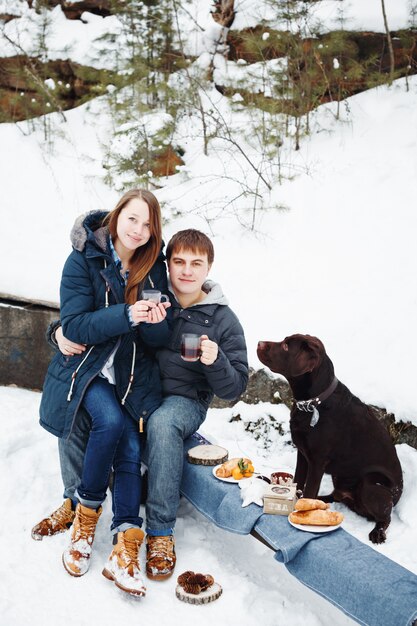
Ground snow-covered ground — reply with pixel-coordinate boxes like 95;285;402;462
1;385;416;626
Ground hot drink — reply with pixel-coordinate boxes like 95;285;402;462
181;334;201;362
270;471;294;485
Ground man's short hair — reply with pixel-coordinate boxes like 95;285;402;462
166;229;214;265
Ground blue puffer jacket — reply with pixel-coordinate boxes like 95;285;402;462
39;211;170;439
157;279;248;408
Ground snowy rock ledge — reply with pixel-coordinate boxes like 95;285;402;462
211;368;417;452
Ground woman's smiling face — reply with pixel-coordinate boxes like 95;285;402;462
116;198;151;255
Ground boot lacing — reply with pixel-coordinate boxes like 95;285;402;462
72;508;98;548
50;503;73;527
147;536;174;561
123;535;142;575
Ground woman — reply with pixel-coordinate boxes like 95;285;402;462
39;189;170;597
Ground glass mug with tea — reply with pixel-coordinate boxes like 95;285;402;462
141;289;169;304
181;333;202;362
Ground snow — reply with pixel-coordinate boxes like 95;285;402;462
1;1;413;65
1;0;417;623
0;5;123;68
2;385;416;626
231;0;411;32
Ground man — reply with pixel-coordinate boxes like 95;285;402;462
32;229;248;587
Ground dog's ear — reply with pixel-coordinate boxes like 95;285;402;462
289;336;324;376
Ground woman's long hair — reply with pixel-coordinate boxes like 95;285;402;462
103;189;163;305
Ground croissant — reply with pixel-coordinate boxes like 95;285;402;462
289;509;344;526
215;457;251;478
295;498;330;512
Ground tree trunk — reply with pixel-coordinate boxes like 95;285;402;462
381;0;395;84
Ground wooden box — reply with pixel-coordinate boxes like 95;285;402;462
263;483;297;515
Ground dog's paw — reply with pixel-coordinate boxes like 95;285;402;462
369;526;387;544
319;494;335;503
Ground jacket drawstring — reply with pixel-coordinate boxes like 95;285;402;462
67;257;109;402
67;346;95;402
121;341;136;407
103;259;110;307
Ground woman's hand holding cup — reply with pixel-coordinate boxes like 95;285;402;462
147;299;170;323
131;289;171;325
130;300;155;324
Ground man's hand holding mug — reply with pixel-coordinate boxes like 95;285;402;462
180;333;218;365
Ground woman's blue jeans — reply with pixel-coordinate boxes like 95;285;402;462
76;376;142;531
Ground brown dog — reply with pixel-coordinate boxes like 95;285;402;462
257;334;403;543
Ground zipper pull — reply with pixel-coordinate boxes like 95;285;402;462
139;417;143;433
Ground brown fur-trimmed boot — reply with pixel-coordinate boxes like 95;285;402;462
102;528;146;596
31;499;75;540
62;503;102;577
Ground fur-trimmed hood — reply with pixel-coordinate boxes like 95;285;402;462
70;210;109;254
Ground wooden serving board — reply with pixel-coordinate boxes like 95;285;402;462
187;444;228;466
176;582;222;604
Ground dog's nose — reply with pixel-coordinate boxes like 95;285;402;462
257;341;268;352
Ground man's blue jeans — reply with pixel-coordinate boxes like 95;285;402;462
59;393;206;536
143;395;207;536
65;377;142;531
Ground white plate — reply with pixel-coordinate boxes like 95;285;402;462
288;517;342;533
212;464;253;483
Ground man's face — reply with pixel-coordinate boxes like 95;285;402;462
168;248;211;300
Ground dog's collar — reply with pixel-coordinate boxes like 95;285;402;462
294;376;338;427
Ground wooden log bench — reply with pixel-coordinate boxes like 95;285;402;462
180;434;417;626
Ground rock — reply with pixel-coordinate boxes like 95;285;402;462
0;56;115;123
0;295;58;391
36;0;112;20
151;145;185;177
212;367;292;409
212;369;417;450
